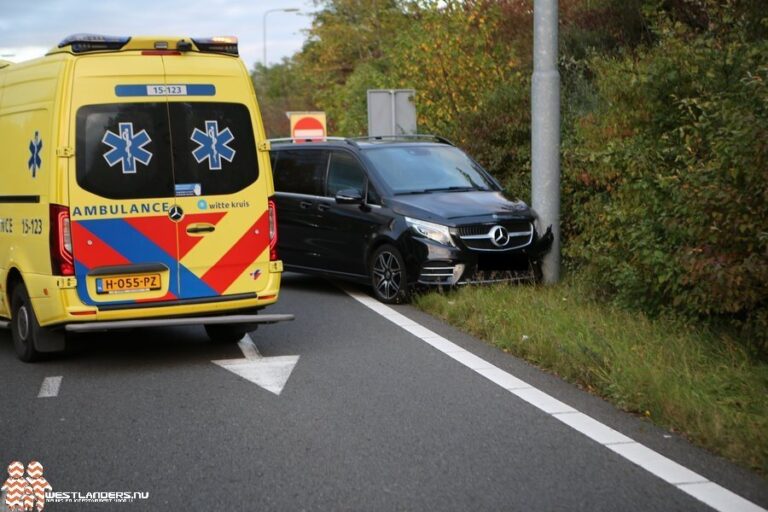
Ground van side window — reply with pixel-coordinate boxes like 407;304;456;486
327;151;366;198
76;104;174;200
272;149;328;196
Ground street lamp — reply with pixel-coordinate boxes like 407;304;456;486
263;8;300;69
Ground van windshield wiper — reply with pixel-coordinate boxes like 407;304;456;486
394;186;486;195
424;186;484;192
394;189;431;195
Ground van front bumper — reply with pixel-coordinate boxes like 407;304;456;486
405;231;552;287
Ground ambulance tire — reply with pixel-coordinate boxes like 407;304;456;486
10;285;45;362
205;324;248;344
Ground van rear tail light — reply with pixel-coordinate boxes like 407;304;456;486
268;199;278;261
50;205;74;276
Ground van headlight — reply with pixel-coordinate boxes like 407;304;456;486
405;217;455;247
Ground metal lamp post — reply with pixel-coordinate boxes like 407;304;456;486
531;0;561;283
263;8;300;69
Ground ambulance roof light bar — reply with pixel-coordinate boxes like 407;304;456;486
58;34;131;53
191;36;239;56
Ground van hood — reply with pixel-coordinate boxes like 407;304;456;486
387;191;533;225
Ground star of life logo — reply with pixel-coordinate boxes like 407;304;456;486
102;122;153;174
2;461;149;509
28;132;43;178
191;120;236;170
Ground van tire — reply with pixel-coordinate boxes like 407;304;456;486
370;244;410;304
205;324;248;344
10;285;45;362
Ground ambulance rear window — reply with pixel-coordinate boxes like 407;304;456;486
76;102;258;200
169;102;258;196
76;103;174;200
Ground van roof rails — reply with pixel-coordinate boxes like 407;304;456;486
52;34;239;56
268;137;360;148
267;134;454;148
0;60;12;69
350;134;455;146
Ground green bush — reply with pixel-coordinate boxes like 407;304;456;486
564;10;768;353
257;0;768;353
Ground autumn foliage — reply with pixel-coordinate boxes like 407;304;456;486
253;0;768;353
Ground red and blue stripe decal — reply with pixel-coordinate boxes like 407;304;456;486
71;210;267;307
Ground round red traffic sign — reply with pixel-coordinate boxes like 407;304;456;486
292;116;325;142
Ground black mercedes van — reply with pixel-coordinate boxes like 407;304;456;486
269;136;552;303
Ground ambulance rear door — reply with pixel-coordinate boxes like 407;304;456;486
68;55;181;307
161;54;273;301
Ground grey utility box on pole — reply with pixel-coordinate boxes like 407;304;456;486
367;89;417;137
531;0;561;283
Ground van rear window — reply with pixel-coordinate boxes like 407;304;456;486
76;102;258;200
169;103;258;197
76;103;174;200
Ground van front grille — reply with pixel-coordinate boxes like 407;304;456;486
456;221;533;251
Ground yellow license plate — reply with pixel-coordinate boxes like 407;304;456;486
96;274;161;295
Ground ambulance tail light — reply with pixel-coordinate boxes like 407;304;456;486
268;200;278;261
191;37;239;56
50;205;74;276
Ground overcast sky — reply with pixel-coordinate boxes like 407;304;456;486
0;0;317;70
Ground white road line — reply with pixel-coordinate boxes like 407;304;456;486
37;376;62;398
341;287;766;512
238;335;262;360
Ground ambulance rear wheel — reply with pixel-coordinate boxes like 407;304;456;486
205;324;248;344
10;285;44;362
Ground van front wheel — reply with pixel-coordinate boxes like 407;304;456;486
11;285;44;362
370;244;410;304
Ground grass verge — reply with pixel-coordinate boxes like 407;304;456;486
414;279;768;476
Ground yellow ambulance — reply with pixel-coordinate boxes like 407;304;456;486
0;34;290;361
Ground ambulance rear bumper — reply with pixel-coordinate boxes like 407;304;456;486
64;313;294;333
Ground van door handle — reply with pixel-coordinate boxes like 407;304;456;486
186;223;216;234
299;201;314;209
317;203;331;212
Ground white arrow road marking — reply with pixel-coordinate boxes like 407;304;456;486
38;376;62;398
212;334;299;396
341;286;767;512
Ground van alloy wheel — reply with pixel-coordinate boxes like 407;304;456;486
370;245;410;304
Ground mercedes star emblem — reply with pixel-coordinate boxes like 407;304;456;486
169;205;184;222
489;225;510;247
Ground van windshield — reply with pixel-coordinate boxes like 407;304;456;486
76;102;258;200
362;145;496;195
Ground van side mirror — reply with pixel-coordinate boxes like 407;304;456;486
335;189;364;205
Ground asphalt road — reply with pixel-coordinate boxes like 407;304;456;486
1;273;766;511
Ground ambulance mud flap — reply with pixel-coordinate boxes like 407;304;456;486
64;313;294;333
36;327;67;353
